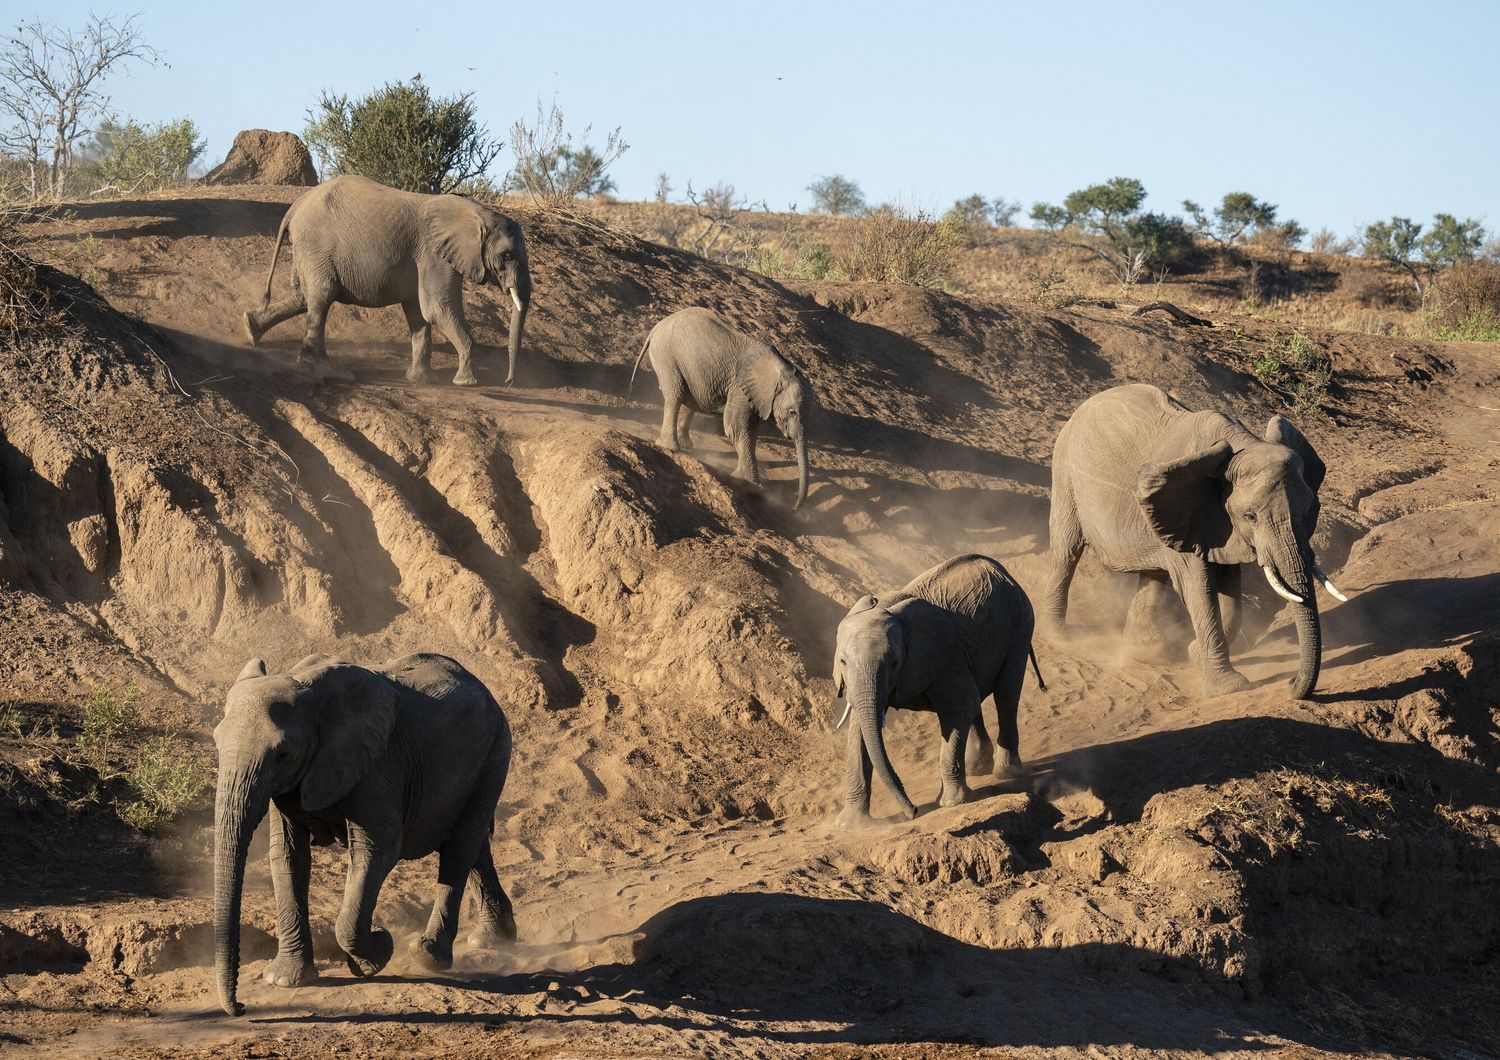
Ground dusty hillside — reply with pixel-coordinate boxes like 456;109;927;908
0;185;1497;1057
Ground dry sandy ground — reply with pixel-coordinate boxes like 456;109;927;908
1;187;1497;1057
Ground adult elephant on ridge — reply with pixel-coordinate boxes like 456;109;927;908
1044;383;1348;699
244;174;531;386
630;307;812;508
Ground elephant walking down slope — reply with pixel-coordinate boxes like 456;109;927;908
630;307;813;508
244;174;531;386
834;554;1044;826
1044;383;1347;699
212;653;514;1016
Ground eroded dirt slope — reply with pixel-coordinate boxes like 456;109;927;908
1;187;1497;1057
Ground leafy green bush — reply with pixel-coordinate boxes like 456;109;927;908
91;118;204;193
1254;331;1332;413
1030;177;1197;283
304;77;501;194
75;681;140;775
119;732;212;832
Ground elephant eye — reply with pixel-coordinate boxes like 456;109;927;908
1242;509;1256;521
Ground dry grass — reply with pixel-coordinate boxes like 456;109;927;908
838;205;965;287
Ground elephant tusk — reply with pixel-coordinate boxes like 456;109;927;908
1262;565;1305;605
1314;563;1349;603
834;703;851;730
510;288;523;315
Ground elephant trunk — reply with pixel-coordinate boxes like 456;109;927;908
504;260;531;387
213;765;271;1017
848;665;916;820
1269;524;1321;699
792;422;809;509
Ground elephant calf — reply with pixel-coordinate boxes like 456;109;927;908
630;307;812;507
833;554;1045;825
212;653;514;1016
244;174;531;386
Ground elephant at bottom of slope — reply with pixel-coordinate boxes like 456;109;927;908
630;307;813;508
211;652;514;1016
832;554;1046;826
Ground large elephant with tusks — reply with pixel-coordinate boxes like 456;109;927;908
1043;384;1348;698
244;174;531;386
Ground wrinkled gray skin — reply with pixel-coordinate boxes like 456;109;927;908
244;174;531;386
834;555;1042;826
630;308;811;508
212;653;513;1017
1045;383;1334;698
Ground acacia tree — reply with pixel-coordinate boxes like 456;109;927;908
1363;214;1485;299
1031;177;1194;284
807;174;865;216
1183;191;1281;246
0;13;163;199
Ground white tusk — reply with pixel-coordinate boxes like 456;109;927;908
1262;564;1305;605
834;703;851;730
510;288;523;315
1313;563;1349;603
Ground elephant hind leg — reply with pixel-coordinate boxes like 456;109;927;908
1042;484;1084;631
657;375;685;450
990;636;1030;778
678;407;696;450
403;300;434;384
245;292;308;346
1123;571;1178;663
413;759;509;969
465;844;516;947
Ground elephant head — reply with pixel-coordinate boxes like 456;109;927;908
212;656;396;1016
746;348;811;508
1135;415;1344;698
831;595;943;820
424;196;531;385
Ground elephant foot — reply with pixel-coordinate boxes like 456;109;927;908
343;928;394;978
1204;669;1252;697
406;364;435;384
965;743;995;777
994;749;1027;780
261;954;317;989
452;369;479;387
939;783;972;808
408;934;453;972
836;805;873;830
466;911;517;949
242;311;263;347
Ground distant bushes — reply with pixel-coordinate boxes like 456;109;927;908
1030;177;1198;285
303;77;501;194
91;118;205;193
839;205;964;286
1428;261;1500;341
807;174;865;216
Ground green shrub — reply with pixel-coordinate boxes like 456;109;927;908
75;681;140;776
304;77;501;194
1255;331;1332;413
1030;177;1197;283
92;118;205;193
119;732;212;832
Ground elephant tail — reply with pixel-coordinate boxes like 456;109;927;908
1028;645;1047;691
260;209;291;309
627;333;652;399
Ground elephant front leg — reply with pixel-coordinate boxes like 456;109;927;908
263;805;317;989
936;707;973;808
724;405;761;485
1214;563;1244;647
1167;553;1249;696
423;291;479;386
335;822;398;978
837;721;875;828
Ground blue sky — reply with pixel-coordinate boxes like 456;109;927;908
31;1;1499;236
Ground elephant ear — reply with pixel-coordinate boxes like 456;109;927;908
1135;441;1235;555
235;658;267;683
1264;415;1326;492
424;196;488;284
297;663;398;813
846;593;879;617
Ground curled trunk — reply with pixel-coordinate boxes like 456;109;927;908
213;769;270;1016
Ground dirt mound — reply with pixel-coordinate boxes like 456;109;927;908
202;130;317;187
2;188;1499;1056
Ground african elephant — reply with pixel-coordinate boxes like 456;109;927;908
243;174;531;386
833;554;1045;826
212;653;514;1016
1044;383;1347;699
629;307;812;508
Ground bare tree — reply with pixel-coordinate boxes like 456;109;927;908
508;97;627;208
0;13;163;200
